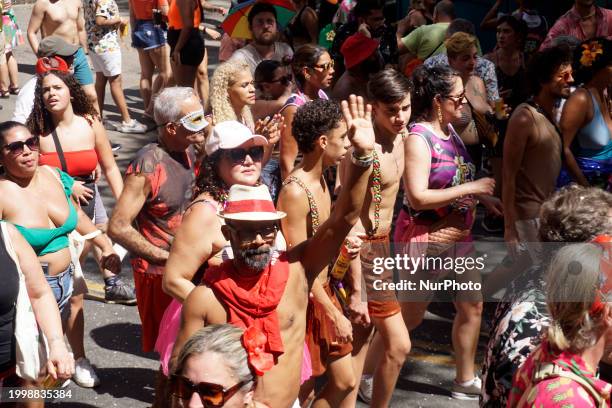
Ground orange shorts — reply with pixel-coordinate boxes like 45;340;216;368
133;272;173;352
361;233;401;319
305;282;353;377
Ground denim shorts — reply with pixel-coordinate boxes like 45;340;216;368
132;20;167;50
261;157;281;203
42;263;74;322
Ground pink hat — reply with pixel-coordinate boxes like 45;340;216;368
219;184;286;221
341;33;380;70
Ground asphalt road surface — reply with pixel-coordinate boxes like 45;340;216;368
0;3;506;406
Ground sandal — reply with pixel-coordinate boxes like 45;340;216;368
9;86;20;95
0;90;9;99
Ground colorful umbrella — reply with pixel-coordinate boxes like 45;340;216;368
221;0;296;40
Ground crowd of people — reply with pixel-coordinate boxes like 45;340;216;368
0;0;611;406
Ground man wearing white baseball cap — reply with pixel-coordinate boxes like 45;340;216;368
109;87;207;359
171;95;376;408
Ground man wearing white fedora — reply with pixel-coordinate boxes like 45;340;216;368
171;95;376;408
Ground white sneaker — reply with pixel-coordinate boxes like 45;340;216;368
73;357;100;388
451;376;482;400
357;374;373;404
117;119;147;134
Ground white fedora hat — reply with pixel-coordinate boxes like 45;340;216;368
219;184;286;221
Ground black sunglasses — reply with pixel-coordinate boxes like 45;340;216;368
222;146;264;164
170;375;246;407
267;75;292;86
3;136;40;155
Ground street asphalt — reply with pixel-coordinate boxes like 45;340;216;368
0;2;504;406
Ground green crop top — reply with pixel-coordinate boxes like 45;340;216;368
11;170;78;256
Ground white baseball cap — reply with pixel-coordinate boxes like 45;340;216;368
205;121;268;156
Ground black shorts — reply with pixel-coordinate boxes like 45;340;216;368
167;28;205;67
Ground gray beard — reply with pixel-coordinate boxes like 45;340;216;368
235;246;274;272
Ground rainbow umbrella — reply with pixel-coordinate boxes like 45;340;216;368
221;0;296;40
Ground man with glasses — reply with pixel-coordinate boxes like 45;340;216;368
503;45;572;263
171;95;375;408
108;87;207;357
228;3;293;75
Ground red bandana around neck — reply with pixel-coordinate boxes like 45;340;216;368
203;253;289;359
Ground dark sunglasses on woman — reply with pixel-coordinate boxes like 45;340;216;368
170;375;246;407
2;136;40;155
267;75;292;86
222;146;265;164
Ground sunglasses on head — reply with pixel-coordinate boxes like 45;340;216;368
3;136;40;155
222;146;264;164
170;375;246;407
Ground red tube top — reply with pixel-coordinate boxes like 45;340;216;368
39;150;99;177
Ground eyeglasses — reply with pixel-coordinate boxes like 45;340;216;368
444;91;467;108
170;375;246;407
266;75;292;86
311;60;334;72
3;136;40;155
226;223;278;243
174;109;208;132
221;146;264;164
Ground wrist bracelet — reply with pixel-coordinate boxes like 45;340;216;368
350;151;374;167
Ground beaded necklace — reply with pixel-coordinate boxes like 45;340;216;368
369;150;382;236
282;176;320;233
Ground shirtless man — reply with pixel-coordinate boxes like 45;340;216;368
341;69;413;408
27;0;99;108
171;95;375;408
503;45;570;261
277;99;359;407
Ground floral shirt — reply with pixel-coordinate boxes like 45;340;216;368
424;53;500;102
481;265;550;407
508;340;612;407
83;0;120;54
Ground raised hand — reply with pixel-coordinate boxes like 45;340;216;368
341;95;375;157
255;114;284;145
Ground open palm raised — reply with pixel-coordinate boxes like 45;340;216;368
341;95;375;156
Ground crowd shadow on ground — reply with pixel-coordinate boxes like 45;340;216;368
91;322;158;361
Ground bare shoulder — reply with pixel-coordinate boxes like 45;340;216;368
184;285;217;315
277;180;308;210
183;194;219;224
32;0;49;10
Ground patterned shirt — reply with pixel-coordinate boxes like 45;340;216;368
125;143;196;275
540;6;612;50
83;0;121;54
481;265;550;407
508;340;612;407
424;54;500;102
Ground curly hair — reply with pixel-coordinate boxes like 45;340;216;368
26;71;99;136
193;151;227;203
539;184;612;243
209;60;254;130
292;99;343;154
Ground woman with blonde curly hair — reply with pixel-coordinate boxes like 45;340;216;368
209;60;256;130
508;240;612;407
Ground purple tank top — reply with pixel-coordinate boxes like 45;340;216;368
280;89;329;113
405;123;476;220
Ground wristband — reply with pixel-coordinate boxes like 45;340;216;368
350;151;373;167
